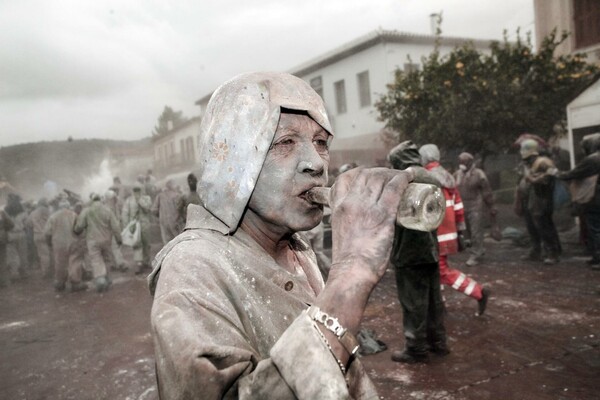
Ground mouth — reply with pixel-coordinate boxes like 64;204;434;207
298;186;324;208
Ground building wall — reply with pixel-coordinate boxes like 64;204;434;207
152;118;201;176
297;39;489;167
534;0;600;63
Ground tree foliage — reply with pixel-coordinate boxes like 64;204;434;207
375;29;600;157
152;106;188;137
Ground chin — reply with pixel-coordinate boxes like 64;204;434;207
291;210;323;233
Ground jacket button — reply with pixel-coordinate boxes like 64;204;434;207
284;281;294;291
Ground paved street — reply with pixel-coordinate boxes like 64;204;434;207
1;216;599;399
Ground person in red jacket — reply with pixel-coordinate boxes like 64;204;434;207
419;144;490;316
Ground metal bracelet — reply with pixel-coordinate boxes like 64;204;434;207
307;305;360;357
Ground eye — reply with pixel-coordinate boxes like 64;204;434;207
313;138;329;152
279;138;295;146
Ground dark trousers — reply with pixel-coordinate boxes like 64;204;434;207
394;262;446;354
524;209;562;257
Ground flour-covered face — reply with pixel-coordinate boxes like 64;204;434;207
247;112;330;234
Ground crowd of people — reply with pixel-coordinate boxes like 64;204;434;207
0;170;201;292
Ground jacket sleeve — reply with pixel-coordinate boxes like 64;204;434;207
557;156;600;181
151;243;369;400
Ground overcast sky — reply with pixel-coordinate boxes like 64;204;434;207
0;0;534;147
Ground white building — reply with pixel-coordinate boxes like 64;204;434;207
196;29;493;169
152;117;201;177
534;0;600;65
566;77;600;167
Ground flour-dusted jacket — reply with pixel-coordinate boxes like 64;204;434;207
148;204;379;400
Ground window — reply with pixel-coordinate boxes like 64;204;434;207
334;80;347;114
310;76;324;100
357;71;371;107
404;63;420;73
573;0;600;49
186;137;195;162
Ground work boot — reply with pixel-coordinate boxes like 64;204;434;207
391;349;428;364
70;282;88;293
477;287;490;316
53;281;66;292
428;341;451;356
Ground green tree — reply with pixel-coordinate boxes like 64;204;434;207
375;29;600;157
152;106;188;137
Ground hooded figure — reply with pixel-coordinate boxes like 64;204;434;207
419;144;490;316
556;133;600;267
387;141;448;363
148;72;411;399
454;152;497;266
516;138;562;264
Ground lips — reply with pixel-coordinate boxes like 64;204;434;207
296;185;320;207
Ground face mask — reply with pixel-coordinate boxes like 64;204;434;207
459;164;467;171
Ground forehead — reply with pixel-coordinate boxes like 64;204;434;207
275;112;329;135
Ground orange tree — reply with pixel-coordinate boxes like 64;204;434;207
375;30;600;156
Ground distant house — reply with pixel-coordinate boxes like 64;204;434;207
534;0;600;65
196;29;493;169
152;117;201;177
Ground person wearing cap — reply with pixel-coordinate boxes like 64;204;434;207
122;183;153;274
454;152;498;266
45;200;86;292
419;144;490;316
26;198;52;278
74;194;122;292
152;179;182;245
387;141;449;364
148;72;413;399
516;138;562;264
554;133;600;269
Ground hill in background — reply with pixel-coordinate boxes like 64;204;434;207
0;138;152;200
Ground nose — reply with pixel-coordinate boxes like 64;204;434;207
296;143;325;176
